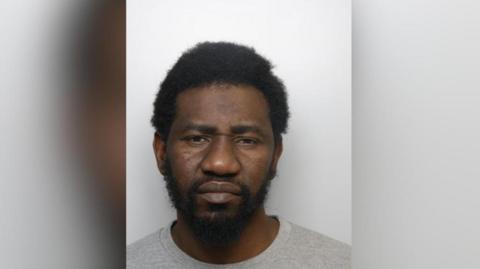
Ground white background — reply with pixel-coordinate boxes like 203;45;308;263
353;0;480;268
127;0;351;244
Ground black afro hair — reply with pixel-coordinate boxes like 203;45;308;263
151;41;290;140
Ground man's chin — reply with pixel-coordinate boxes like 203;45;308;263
189;213;247;246
195;207;240;221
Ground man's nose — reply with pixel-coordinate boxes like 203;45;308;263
200;137;241;177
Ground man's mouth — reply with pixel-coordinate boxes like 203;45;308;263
196;181;241;204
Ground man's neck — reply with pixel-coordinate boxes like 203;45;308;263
171;208;279;264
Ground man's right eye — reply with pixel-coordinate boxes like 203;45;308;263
183;136;210;145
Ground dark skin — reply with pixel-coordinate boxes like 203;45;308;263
153;84;283;264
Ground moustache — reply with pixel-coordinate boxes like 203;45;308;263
188;177;249;197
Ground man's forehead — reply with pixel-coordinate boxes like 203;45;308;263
170;84;272;133
175;85;270;120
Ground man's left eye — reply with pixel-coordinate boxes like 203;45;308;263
236;138;258;145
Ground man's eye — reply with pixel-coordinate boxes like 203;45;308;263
184;136;209;144
236;138;258;145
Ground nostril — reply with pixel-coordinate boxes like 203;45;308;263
202;171;236;180
200;157;241;176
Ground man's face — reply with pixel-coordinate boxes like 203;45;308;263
154;84;282;245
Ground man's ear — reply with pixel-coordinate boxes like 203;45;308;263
270;135;283;179
153;132;167;175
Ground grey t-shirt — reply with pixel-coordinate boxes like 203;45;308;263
127;217;350;269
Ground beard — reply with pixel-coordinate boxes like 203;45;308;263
163;159;274;247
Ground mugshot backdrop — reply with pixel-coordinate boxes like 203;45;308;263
127;0;351;245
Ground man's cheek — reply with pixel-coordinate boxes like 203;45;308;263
173;157;199;185
245;161;270;185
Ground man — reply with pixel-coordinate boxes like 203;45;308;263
127;42;350;268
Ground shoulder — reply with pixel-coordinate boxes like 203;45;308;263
127;229;175;269
279;220;351;268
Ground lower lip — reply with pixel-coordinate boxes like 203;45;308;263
198;192;239;204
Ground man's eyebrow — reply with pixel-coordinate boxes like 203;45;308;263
181;123;265;136
230;125;264;135
181;123;217;134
